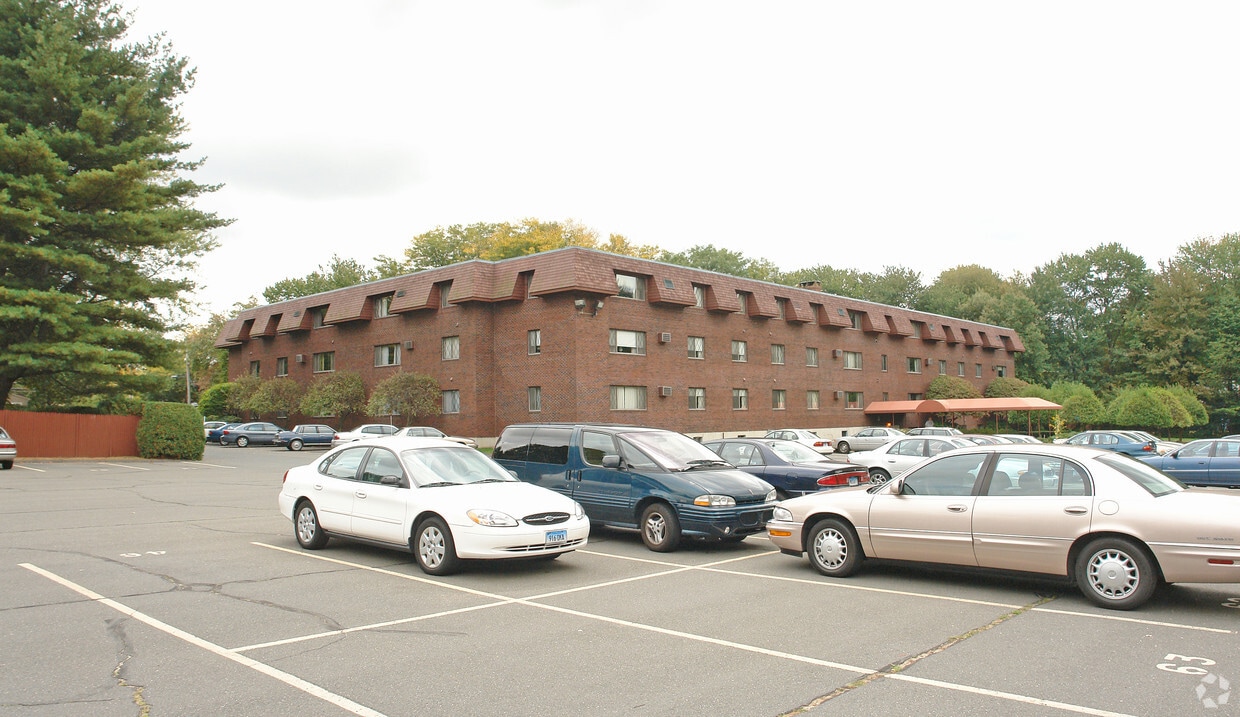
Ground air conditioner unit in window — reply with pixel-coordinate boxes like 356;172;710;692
295;354;305;363
403;340;414;350
659;386;673;397
659;332;672;343
832;349;843;358
834;390;845;400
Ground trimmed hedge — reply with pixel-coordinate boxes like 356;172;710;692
137;402;205;460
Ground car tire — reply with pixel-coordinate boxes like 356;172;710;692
294;500;329;549
288;438;303;451
0;460;11;470
414;517;461;575
807;518;862;577
640;503;681;552
868;468;891;484
1075;537;1159;610
835;441;851;454
236;436;249;448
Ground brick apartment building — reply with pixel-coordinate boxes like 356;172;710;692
215;247;1025;441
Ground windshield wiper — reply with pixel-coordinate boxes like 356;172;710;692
680;459;731;471
419;481;458;488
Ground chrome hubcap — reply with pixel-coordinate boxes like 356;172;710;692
1087;549;1138;599
645;514;667;544
419;526;445;567
813;528;848;569
296;507;316;543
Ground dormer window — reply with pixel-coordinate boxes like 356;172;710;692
616;273;646;300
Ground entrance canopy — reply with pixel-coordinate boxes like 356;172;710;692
863;397;1062;414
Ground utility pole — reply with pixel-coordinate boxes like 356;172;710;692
184;350;192;404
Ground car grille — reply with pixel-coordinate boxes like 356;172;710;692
501;538;586;553
521;512;570;526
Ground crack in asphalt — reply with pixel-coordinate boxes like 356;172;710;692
107;618;152;717
777;593;1059;715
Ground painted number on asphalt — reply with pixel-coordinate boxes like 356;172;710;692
120;551;166;558
1158;654;1217;676
1223;597;1240;609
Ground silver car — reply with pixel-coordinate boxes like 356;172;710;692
767;443;1240;610
847;436;975;483
834;427;905;454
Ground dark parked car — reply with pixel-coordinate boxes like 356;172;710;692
1061;430;1156;456
206;422;240;444
493;423;776;551
0;426;15;469
703;438;869;499
274;424;336;451
1138;438;1240;487
219;422;285;447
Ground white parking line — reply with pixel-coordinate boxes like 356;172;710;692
20;563;390;717
96;462;150;471
184;461;235;469
9;464;45;472
253;544;1139;716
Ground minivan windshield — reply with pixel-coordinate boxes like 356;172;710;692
621;430;728;471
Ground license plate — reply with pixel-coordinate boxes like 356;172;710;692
848;476;859;486
545;529;567;545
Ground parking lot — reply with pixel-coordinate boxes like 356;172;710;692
2;446;1237;716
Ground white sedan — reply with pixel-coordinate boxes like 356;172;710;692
279;437;589;574
846;436;975;483
763;429;833;454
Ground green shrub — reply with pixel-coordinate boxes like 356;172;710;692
137;402;205;460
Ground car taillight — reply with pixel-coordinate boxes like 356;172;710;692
813;441;826;447
818;470;869;486
0;439;13;448
282;470;289;484
1142;444;1154;451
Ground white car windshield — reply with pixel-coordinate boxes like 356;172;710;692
401;447;516;487
621;430;729;471
768;442;827;463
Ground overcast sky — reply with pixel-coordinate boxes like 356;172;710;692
122;1;1240;321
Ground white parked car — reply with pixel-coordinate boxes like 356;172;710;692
331;423;398;447
396;426;478;449
833;427;905;454
846;436;975;483
762;429;833;454
279;437;590;574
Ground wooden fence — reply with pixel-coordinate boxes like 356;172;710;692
0;410;141;458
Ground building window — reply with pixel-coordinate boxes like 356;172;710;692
938;360;947;375
908;392;924;400
732;388;748;410
807;390;820;410
845;391;863;409
311;307;327;328
437;281;453;308
687;336;704;360
997;365;1007;378
528;386;542;412
881;354;888;372
276;357;288;377
771;344;785;365
442;389;460;414
848;310;862;329
736;292;748;314
688;387;705;411
772;389;786;410
806;347;819;367
442;336;460;361
907;357;922;374
776;298;786;319
911;321;923;339
528;329;541;355
731;340;747;362
843;351;862;370
976;363;983;378
249;360;260;376
958;361;966;377
374;294;393;318
313;352;334;373
374;344;400;367
610;385;647;410
609;329;647;355
693;285;706;308
616;273;646;300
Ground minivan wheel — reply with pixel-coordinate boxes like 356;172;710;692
640;503;681;552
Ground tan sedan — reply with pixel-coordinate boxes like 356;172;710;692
767;444;1240;610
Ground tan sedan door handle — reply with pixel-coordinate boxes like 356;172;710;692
1064;506;1088;515
947;504;968;513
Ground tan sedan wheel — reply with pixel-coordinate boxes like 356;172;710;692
1075;537;1158;610
807;518;862;577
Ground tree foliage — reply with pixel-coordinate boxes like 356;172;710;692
197;381;232;420
0;0;229;409
136;401;203;459
245;377;304;417
926;375;982;400
366;372;440;420
299;371;366;419
263;255;379;303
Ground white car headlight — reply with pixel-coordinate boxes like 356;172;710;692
772;506;793;522
573;501;586;520
693;494;736;507
466;509;518;527
764;489;777;503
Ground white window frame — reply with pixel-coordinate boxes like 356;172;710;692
442;336;460;361
806;347;818;367
845;391;863;409
616;273;646;300
732;388;748;410
374;294;393;318
442;389;460;414
907;357;922;374
609;329;647;355
313;351;334;373
771;344;785;365
807;390;820;410
374;344;401;367
609;385;648;410
692;285;705;308
528;329;541;355
731;340;747;362
772;389;786;410
687;336;704;360
844;351;863;370
275;357;288;377
688;387;706;411
528;386;542;412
